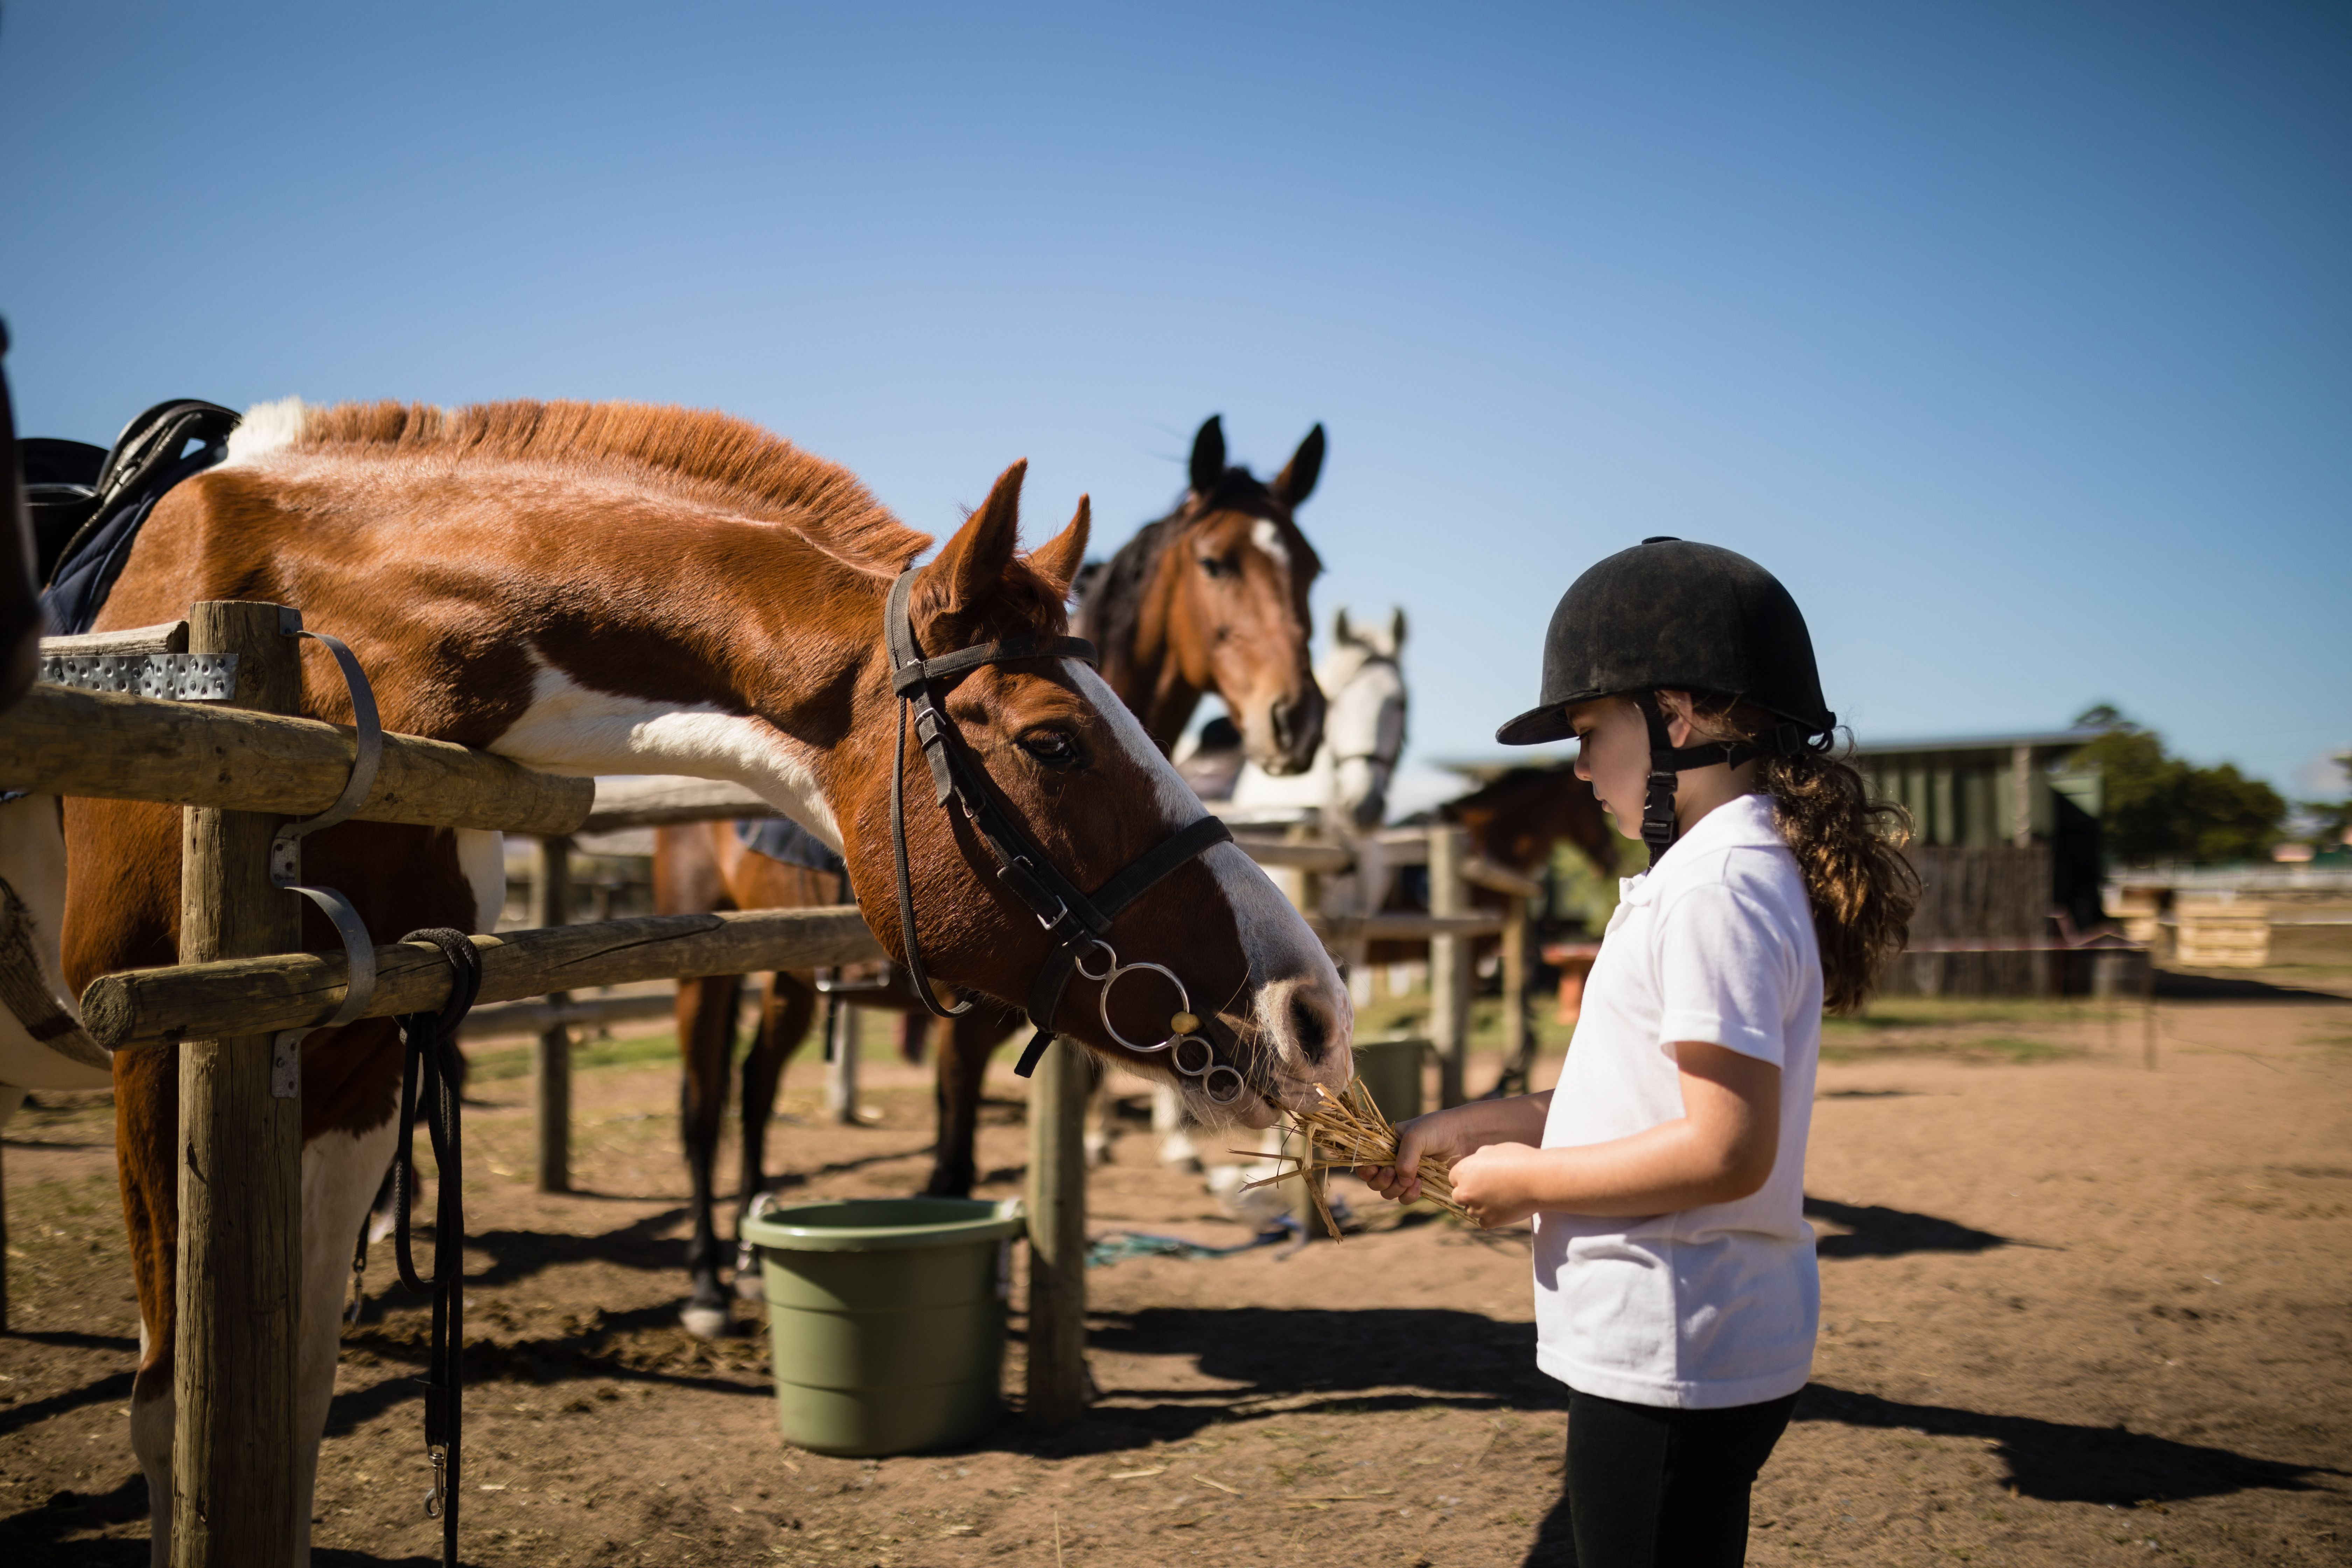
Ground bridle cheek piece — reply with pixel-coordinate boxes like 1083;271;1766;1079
883;570;1246;1105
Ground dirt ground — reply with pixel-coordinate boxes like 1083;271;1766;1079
4;974;2349;1567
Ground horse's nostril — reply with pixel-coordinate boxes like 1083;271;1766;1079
1288;992;1331;1064
1269;696;1295;752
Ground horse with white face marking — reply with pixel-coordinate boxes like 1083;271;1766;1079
3;399;1350;1565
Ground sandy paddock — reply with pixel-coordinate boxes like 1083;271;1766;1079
2;983;2347;1566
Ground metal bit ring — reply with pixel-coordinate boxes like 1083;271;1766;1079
1097;960;1191;1053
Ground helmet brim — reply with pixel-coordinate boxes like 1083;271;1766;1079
1494;702;1575;746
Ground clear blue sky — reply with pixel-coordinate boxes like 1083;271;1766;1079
5;4;2345;811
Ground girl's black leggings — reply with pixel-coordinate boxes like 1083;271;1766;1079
1541;1386;1799;1566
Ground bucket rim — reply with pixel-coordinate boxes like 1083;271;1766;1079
741;1195;1026;1253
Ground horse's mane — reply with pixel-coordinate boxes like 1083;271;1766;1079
284;399;929;574
1074;511;1179;657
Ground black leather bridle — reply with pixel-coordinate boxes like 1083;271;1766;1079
883;569;1251;1104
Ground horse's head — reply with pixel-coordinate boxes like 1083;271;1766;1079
840;461;1352;1127
1322;607;1408;831
1442;763;1620;878
1175;415;1326;775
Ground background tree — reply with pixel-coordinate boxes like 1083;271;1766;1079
2296;752;2352;850
2072;706;2286;865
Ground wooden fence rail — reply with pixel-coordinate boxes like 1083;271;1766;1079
0;681;592;834
84;905;882;1049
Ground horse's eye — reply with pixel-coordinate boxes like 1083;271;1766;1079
1199;554;1233;579
1019;729;1081;768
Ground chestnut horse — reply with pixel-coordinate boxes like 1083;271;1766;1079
0;399;1350;1564
651;414;1335;1331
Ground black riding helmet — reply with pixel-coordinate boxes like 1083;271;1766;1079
1496;537;1835;867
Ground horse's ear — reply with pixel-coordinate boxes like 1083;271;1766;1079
1189;415;1226;495
1274;423;1325;507
1386;606;1407;652
1333;606;1356;646
928;460;1027;615
1025;494;1090;599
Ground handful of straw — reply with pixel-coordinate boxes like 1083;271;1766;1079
1237;1077;1476;1239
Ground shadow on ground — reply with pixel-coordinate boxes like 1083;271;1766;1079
1802;1197;2012;1259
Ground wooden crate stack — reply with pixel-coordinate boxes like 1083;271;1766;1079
2174;896;2270;967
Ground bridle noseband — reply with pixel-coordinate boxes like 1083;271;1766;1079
884;570;1248;1104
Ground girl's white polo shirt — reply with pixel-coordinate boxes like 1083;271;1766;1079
1532;791;1823;1409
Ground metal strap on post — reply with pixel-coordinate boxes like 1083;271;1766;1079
264;609;384;1096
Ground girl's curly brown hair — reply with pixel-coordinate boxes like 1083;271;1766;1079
1685;694;1919;1014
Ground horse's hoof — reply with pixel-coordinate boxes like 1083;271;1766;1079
679;1303;730;1339
733;1271;766;1303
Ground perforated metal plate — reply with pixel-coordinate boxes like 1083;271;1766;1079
39;653;239;701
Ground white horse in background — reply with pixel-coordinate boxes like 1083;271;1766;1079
1227;605;1407;832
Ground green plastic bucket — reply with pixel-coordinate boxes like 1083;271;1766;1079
1353;1038;1428;1124
739;1195;1026;1457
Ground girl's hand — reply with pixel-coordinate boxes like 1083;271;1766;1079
1447;1142;1548;1229
1356;1105;1482;1204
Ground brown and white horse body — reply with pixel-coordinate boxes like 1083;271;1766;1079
1;399;1349;1564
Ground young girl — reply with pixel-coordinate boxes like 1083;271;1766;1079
1362;538;1916;1567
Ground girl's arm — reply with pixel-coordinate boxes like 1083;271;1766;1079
1367;1042;1781;1228
1454;1042;1778;1226
1356;1091;1553;1202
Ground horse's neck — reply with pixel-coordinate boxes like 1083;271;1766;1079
1088;527;1198;748
156;480;894;846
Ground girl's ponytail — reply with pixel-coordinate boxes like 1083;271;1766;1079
1691;698;1920;1013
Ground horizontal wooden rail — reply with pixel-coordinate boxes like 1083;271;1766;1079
1226;835;1355;873
1463;856;1544;900
584;774;781;833
1307;911;1506;943
83;905;882;1050
0;684;592;835
459;990;680;1038
39;620;189;658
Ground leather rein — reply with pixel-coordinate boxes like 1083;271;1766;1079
883;569;1250;1105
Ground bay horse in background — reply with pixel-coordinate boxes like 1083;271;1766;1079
1226;604;1408;833
654;412;1335;1331
8;399;1349;1563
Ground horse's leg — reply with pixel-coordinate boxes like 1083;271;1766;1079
1083;1053;1120;1167
924;1008;1004;1198
899;1012;930;1064
293;1113;399;1564
677;973;743;1338
732;970;815;1298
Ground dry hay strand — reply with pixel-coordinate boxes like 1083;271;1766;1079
1238;1077;1476;1239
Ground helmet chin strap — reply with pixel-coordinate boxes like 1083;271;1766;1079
1630;693;1824;870
1633;692;1685;870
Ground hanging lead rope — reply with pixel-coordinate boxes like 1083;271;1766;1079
389;927;484;1568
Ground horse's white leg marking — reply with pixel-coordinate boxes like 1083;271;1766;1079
452;829;505;933
492;664;841;848
293;1122;399;1567
132;1379;173;1568
0;795;108;1093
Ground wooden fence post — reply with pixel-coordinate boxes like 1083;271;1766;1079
1428;825;1472;1108
1499;893;1530;1088
1024;1035;1087;1429
826;993;859;1124
175;601;302;1568
532;835;572;1193
1;1132;9;1331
